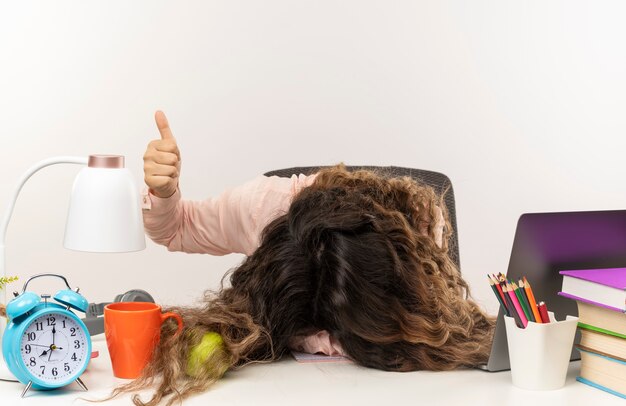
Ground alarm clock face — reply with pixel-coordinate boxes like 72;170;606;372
19;311;89;384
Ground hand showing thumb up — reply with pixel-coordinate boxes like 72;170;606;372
143;111;181;198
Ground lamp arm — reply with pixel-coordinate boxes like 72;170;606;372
0;156;88;304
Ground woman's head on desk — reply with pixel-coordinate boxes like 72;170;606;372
120;165;495;406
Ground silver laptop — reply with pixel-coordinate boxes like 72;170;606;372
480;209;626;372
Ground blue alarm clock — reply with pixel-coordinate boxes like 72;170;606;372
2;273;92;397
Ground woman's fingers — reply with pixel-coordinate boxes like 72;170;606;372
145;161;179;178
147;150;179;167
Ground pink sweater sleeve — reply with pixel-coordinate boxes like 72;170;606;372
141;174;317;256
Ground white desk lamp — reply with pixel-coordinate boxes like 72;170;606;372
0;155;146;380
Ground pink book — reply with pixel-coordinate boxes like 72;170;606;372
558;268;626;312
290;351;352;363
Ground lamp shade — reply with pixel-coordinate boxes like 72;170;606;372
63;155;146;252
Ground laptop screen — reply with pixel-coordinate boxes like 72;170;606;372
484;210;626;372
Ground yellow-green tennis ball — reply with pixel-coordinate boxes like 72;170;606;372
186;332;229;378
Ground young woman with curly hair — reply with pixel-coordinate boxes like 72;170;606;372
115;111;494;406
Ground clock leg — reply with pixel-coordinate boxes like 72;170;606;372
21;381;33;398
76;377;88;391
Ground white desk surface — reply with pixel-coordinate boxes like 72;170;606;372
0;335;623;406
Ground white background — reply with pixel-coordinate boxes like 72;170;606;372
1;1;625;315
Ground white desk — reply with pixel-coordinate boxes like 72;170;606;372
0;335;622;406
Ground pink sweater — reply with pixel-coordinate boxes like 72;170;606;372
142;173;347;356
142;173;444;357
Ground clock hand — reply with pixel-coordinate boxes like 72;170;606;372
39;346;63;358
52;326;56;346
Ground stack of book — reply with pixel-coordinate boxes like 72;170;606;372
558;267;626;399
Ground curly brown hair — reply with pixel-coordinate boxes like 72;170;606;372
110;165;494;405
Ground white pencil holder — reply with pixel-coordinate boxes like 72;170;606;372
504;311;578;390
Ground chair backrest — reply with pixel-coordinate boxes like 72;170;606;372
263;166;460;271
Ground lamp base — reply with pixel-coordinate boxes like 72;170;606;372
0;360;16;382
0;354;17;382
0;317;17;381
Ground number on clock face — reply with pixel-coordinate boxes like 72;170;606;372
20;313;88;382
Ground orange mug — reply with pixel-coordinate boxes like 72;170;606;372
104;302;183;379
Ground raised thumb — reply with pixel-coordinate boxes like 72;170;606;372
155;110;175;140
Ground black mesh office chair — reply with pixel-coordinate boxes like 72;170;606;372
264;166;460;270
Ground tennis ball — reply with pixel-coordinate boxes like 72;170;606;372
186;332;229;379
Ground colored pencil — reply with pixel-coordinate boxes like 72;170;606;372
516;279;536;323
505;282;528;328
501;283;524;328
488;275;509;316
511;282;533;323
488;275;508;313
522;277;543;323
492;276;507;306
538;301;550;323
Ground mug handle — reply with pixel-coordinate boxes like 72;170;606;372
160;311;184;335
